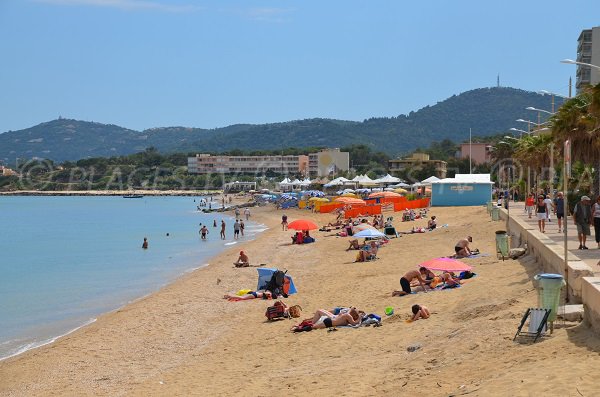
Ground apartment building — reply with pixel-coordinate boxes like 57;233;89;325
308;148;350;177
388;153;447;179
459;143;492;164
187;153;308;175
576;26;600;94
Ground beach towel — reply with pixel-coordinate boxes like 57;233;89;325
465;253;490;259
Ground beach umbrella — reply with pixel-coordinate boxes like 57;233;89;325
352;229;386;238
352;223;376;233
288;219;318;230
369;191;402;198
334;197;366;205
341;192;358;198
394;188;408;194
257;268;297;294
419;258;472;272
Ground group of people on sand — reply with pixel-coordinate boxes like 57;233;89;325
392;266;467;296
291;230;315;244
225;205;459;332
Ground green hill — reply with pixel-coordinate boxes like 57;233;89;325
0;87;560;164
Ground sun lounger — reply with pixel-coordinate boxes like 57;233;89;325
513;308;550;343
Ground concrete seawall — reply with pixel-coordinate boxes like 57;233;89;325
497;206;600;333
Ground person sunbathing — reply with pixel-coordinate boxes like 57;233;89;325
233;250;250;267
411;304;430;321
308;308;362;329
454;236;473;257
346;239;365;251
223;290;272;301
393;267;429;296
358;241;379;261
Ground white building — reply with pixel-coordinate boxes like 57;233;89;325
576;26;600;94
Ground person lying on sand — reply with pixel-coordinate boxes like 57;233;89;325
454;236;473;257
392;267;429;296
298;308;363;330
233;250;250;267
411;304;430;321
223;290;272;301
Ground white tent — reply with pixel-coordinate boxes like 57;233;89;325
389;182;410;188
373;174;401;184
300;178;312;186
356;174;377;186
324;177;353;187
421;176;441;185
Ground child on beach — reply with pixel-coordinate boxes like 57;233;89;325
411;305;430;321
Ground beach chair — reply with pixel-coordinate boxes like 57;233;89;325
384;226;398;238
513;308;551;343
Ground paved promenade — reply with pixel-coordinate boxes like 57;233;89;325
505;201;599;273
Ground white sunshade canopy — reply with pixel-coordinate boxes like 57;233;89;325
421;176;441;184
373;174;401;184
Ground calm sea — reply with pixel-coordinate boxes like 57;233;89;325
0;196;265;360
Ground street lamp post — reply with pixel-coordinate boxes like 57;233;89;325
526;107;556;197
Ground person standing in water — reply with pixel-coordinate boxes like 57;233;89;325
142;237;148;249
240;220;245;236
200;225;209;240
213;219;217;227
220;220;226;239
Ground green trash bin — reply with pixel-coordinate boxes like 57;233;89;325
491;206;499;221
534;273;565;322
495;230;509;259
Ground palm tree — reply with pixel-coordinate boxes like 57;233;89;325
551;83;600;194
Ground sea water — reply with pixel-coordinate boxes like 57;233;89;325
0;196;265;360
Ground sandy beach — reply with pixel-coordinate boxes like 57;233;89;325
1;203;600;396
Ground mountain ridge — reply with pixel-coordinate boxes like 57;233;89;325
0;87;559;163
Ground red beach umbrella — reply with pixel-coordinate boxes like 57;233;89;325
288;219;318;231
419;257;472;272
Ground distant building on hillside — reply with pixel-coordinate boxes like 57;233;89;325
187;153;309;175
576;26;600;94
187;149;349;177
0;166;17;176
459;143;492;164
308;148;350;177
388;153;447;179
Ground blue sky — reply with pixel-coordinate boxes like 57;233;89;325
1;0;599;133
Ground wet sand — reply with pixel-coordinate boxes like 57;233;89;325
1;204;599;396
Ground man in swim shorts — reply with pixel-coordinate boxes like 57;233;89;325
200;225;209;240
454;236;473;257
393;267;428;296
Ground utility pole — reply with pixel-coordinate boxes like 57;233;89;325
469;128;472;174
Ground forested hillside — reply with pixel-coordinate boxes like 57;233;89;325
0;87;559;164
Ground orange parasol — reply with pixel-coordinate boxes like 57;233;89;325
287;219;318;231
334;197;366;205
369;191;402;198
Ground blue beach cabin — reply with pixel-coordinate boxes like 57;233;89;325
430;174;493;206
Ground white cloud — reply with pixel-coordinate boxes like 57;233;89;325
34;0;202;13
221;7;294;23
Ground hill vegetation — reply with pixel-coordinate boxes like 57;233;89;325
0;87;559;164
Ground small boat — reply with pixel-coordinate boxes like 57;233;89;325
123;194;144;198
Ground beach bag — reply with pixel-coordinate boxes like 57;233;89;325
265;300;287;321
288;305;302;318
